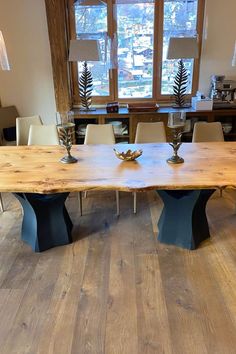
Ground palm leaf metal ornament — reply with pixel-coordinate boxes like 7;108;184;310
173;59;189;107
79;61;93;110
59;127;78;164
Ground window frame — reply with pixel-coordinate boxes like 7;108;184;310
68;0;205;106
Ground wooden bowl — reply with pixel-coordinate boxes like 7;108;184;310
113;148;143;161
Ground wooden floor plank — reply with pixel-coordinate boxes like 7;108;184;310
135;254;173;354
0;191;236;353
183;240;236;354
71;193;113;354
37;240;90;354
156;246;209;354
0;199;26;287
133;193;172;353
1;247;67;354
105;215;138;354
0;289;27;351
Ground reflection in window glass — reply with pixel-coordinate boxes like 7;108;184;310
74;2;109;96
116;1;155;99
161;0;198;95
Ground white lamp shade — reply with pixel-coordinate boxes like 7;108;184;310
68;39;101;62
0;31;10;70
167;37;199;60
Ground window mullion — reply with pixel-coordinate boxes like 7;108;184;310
68;0;80;105
108;0;118;101
153;0;163;100
191;0;205;95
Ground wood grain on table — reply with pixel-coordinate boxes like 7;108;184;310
0;143;236;194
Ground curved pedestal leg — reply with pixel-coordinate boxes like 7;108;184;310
157;189;215;250
14;193;73;252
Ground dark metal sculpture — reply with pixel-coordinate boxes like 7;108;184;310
79;61;93;110
59;126;78;164
173;59;188;107
167;129;184;164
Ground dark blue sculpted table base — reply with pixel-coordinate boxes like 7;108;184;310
157;189;215;250
14;193;73;252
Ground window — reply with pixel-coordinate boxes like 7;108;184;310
162;0;199;95
73;1;109;97
69;0;204;104
116;1;155;99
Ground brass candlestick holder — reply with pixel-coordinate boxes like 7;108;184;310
58;124;78;164
167;111;186;164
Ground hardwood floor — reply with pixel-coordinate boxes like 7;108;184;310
0;190;236;354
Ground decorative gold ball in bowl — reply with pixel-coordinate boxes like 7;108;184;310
113;148;143;161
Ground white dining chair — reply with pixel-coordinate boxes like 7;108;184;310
135;121;167;143
84;124;116;144
28;124;60;145
134;121;167;213
192;121;224;196
192;122;224;142
83;124;119;215
16;115;43;146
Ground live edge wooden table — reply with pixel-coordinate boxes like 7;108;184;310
0;143;236;252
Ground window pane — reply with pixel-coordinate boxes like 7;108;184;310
116;1;155;99
161;0;198;95
74;2;109;96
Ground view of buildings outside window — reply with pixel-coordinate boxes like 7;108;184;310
116;1;155;98
74;0;198;99
162;0;198;94
75;1;109;96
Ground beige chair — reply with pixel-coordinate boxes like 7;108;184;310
192;121;224;196
28;124;60;145
135;121;167;143
192;122;224;142
16;115;43;145
84;124;116;145
83;124;119;215
134;121;167;213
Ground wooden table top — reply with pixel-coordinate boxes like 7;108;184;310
0;143;236;194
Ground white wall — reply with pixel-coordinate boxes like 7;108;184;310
199;0;236;96
0;0;56;123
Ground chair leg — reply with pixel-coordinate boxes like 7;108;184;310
0;193;4;212
133;192;137;214
78;192;82;216
219;189;223;197
116;190;120;216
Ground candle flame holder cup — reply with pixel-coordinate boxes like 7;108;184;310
167;112;186;164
